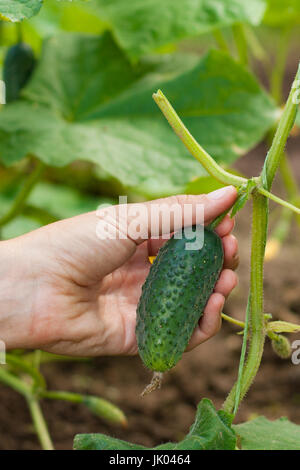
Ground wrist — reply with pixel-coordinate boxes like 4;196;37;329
0;237;36;350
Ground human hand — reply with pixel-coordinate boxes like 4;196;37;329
0;186;238;357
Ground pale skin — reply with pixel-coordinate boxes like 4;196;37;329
0;186;239;357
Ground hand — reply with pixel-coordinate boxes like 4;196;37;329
0;186;238;357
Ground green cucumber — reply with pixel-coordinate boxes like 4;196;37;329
136;225;224;393
3;42;36;103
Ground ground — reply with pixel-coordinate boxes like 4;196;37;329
0;73;299;451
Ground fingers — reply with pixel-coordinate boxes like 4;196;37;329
186;267;238;351
222;234;239;270
214;269;238;298
214;215;235;238
186;293;224;350
97;186;237;246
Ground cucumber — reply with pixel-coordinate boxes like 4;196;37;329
136;225;224;390
3;42;36;103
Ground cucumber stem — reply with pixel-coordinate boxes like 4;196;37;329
223;192;267;413
0;160;45;228
257;186;300;214
152;90;247;187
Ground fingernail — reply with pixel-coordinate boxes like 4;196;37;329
207;186;235;200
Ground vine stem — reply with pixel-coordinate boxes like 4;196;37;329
0;160;45;227
0;367;54;449
233;294;251;414
221;313;245;329
212;29;231;54
153;89;298;214
223;192;267;413
0;366;31;396
224;65;300;414
279;154;300;229
262;62;300;190
152;90;247;187
26;396;54;450
5;353;46;390
258;186;300;214
232;23;248;66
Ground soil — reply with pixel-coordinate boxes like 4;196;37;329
0;66;300;451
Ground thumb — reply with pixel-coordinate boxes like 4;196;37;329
97;185;237;245
93;186;237;276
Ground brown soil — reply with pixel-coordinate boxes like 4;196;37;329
0;68;300;451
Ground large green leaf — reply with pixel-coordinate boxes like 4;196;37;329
0;33;277;196
0;0;42;22
0;180;115;238
1;215;42;238
27;182;115;219
74;398;236;450
234;416;300;450
95;0;267;60
263;0;300;26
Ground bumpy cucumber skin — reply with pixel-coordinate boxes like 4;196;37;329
3;43;36;103
136;225;224;372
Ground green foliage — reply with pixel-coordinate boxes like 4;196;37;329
73;399;236;450
74;404;300;450
0;33;277;196
264;0;300;26
27;182;115;219
1;215;41;238
0;180;114;238
3;42;36;102
0;0;43;22
234;416;300;450
95;0;267;60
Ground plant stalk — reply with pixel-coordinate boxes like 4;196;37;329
223;192;267;413
26;396;54;450
0;160;45;227
257;186;300;214
0;367;31;396
232;23;248;66
213;29;231;53
279;154;300;229
152;90;247;187
262;63;300;190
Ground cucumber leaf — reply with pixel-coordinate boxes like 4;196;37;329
74;398;236;450
0;33;277;197
0;0;43;22
95;0;267;60
27;182;115;219
0;181;115;238
234;416;300;450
